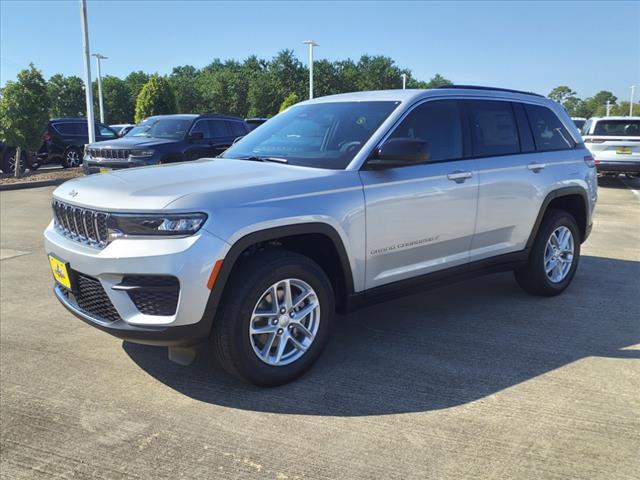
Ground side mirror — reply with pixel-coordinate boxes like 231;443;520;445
188;131;204;142
367;138;429;169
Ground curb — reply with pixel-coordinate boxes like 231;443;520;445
0;178;70;192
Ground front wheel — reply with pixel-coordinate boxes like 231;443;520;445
515;209;581;296
213;250;335;386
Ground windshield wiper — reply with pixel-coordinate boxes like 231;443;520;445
234;156;289;164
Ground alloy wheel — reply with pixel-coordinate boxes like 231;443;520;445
249;278;320;366
66;150;81;167
544;226;574;283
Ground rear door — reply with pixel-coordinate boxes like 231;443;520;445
469;100;579;261
360;99;479;289
185;119;213;160
209;120;235;156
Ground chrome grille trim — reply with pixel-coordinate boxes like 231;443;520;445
52;200;109;248
88;148;131;161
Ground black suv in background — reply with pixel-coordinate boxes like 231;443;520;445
83;114;249;174
37;118;119;168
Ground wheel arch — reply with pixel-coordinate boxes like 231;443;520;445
526;187;590;247
201;222;355;336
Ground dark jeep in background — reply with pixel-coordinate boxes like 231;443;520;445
83;114;249;174
37;118;119;168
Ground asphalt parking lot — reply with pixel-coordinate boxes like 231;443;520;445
1;177;639;479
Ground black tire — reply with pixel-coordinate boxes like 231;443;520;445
61;147;82;168
514;209;581;296
212;249;335;386
1;148;26;174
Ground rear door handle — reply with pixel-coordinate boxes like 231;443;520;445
447;171;473;183
527;162;546;172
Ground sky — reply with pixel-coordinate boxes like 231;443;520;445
1;0;639;102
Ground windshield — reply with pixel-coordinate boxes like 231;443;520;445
221;101;400;169
593;120;640;137
126;118;193;140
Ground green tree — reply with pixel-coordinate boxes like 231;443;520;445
424;73;453;88
47;74;85;117
0;64;50;176
134;75;177;123
548;86;577;104
585;91;617;117
124;70;149;119
92;76;133;124
279;92;299;112
198;68;249;116
610;101;632;116
169;65;203;114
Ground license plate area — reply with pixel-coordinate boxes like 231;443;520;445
99;167;111;173
48;254;75;290
616;146;632;155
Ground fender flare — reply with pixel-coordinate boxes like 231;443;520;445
526;186;590;248
199;222;355;336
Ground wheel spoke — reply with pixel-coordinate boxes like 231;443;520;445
545;258;557;274
293;302;317;322
288;334;307;352
274;334;289;363
292;289;312;310
269;285;280;311
250;323;278;335
294;322;314;341
283;280;293;309
260;332;277;359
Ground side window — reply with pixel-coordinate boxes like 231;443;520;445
389;100;463;162
208;120;230;138
581;119;593;136
53;123;78;135
228;121;247;137
512;102;535;153
190;120;210;139
98;125;117;138
524;104;576;151
467;100;520;157
76;122;88;135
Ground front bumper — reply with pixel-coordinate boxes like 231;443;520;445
44;222;230;346
83;155;159;174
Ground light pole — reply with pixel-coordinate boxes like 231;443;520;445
631;85;636;116
92;53;108;123
401;73;407;90
605;100;612;117
79;0;95;143
303;40;318;99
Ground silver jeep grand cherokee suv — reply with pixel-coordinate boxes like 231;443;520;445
44;86;598;386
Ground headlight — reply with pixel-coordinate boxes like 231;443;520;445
130;149;154;157
107;213;207;239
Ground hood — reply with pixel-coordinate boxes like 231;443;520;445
52;158;341;211
88;137;180;149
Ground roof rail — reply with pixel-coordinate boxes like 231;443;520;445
436;85;545;98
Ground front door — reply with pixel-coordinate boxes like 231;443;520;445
359;99;479;289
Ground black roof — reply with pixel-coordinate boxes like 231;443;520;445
436;85;545;98
143;113;245;121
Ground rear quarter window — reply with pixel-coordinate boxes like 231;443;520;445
525;104;575;151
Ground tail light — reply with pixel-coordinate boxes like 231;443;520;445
584;155;596;168
584;138;607;144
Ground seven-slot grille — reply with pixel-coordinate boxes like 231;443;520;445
52;199;109;247
88;148;131;160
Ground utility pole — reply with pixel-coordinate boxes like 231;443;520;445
303;40;318;99
401;73;407;90
92;53;108;123
631;85;636;116
79;0;95;143
605;100;612;117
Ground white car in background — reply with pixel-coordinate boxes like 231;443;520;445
572;117;587;132
582;116;640;178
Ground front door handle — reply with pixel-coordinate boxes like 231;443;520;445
447;171;473;183
527;162;546;172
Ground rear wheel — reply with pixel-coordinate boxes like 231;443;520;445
515;209;581;296
61;147;82;168
213;249;334;386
